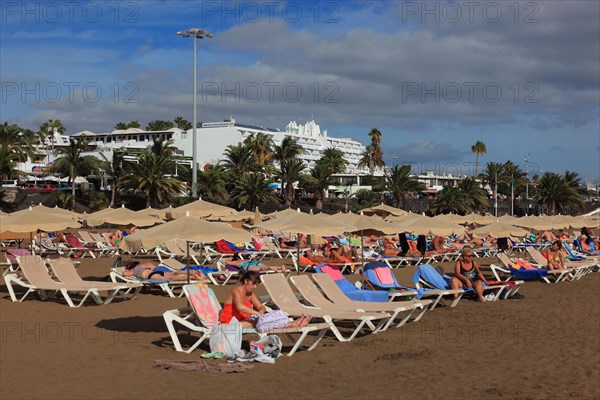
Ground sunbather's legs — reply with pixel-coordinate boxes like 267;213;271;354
449;277;463;298
473;280;485;302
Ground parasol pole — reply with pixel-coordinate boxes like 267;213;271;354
186;240;191;284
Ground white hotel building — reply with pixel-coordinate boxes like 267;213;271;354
17;119;379;193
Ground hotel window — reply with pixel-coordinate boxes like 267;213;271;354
182;132;187;139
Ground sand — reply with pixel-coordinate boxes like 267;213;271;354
1;255;599;400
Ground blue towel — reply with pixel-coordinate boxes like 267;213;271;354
411;264;450;290
336;279;389;302
509;267;549;279
181;265;218;274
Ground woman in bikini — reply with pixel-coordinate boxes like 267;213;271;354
545;240;566;270
450;247;489;302
220;271;311;329
122;261;206;281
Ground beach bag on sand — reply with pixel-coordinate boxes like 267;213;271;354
250;335;282;359
256;311;289;332
209;317;242;356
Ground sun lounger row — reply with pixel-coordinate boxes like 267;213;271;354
4;256;142;307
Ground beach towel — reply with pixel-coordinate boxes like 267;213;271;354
215;240;236;254
188;283;220;330
374;266;395;285
509;267;549;280
411;264;450;289
316;265;388;302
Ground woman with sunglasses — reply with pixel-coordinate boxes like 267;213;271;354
450;247;489;302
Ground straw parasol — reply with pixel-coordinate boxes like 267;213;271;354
360;203;408;218
85;205;164;227
0;207;82;252
470;222;529;238
136;206;173;220
11;204;80;220
170;199;236;219
265;208;308;219
396;216;466;236
122;215;252;253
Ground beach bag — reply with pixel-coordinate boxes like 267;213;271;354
209;317;242;356
256;311;289;332
250;335;283;359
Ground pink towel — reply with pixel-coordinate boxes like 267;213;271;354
321;265;344;281
374;268;395;285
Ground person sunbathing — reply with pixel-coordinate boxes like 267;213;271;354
123;261;206;281
321;244;353;263
538;231;557;243
545;240;565;270
449;247;489;303
220;271;311;329
580;235;600;255
223;253;287;273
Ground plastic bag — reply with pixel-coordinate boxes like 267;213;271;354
250;335;283;360
209;317;242;356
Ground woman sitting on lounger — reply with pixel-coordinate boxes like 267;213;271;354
123;261;206;281
220;271;311;328
545;240;566;270
450;247;489;303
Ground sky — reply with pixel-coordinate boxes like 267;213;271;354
1;0;599;184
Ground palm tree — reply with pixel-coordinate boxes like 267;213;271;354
39;119;66;156
145;120;173;131
49;138;100;209
471;140;487;177
564;170;586;195
378;165;426;208
174;116;192;131
277;158;306;207
198;164;228;202
479;162;504;200
115;121;140;130
244;132;273;168
534;173;577;215
319;148;347;175
457;177;488;212
0;122;36;179
122;138;184;208
230;172;279;210
431;186;470;214
300;163;336;210
99;151;125;207
273;137;303;206
273;136;302;162
368;128;384;174
221;143;258;178
357;145;372;172
503;161;527;212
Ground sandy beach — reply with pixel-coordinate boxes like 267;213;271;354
1;255;599;400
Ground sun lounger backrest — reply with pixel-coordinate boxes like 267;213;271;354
78;231;95;243
260;273;306;314
497;252;513;268
65;235;84;248
290;275;335;308
312;273;354;305
164;240;184;255
17;255;57;286
161;258;186;270
526;246;548;266
47;258;83;284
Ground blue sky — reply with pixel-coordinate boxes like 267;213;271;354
1;0;599;183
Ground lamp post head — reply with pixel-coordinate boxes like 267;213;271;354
178;28;213;39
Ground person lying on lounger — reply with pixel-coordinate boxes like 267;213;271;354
223;253;287;273
123;261;206;281
450;247;489;303
220;271;311;329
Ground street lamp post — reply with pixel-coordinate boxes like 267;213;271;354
494;171;514;217
177;28;213;198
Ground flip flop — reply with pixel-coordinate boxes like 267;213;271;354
201;352;224;359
